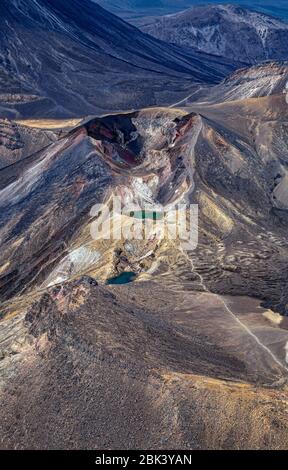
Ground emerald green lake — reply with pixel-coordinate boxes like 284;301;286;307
129;210;163;220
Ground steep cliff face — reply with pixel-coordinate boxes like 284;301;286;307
138;5;288;64
0;0;236;119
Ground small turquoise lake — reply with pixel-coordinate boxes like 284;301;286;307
106;272;137;285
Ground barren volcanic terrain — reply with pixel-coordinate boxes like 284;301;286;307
1;60;288;449
1;0;288;452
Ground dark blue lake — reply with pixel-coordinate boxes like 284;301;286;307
106;272;137;285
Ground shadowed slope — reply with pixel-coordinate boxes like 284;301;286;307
0;0;236;119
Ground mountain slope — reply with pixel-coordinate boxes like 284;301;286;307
97;1;288;21
137;4;288;64
0;0;236;119
1;276;288;450
0;120;59;169
189;61;288;104
2;62;288;449
1;63;288;310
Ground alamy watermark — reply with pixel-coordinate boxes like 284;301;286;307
90;196;198;251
